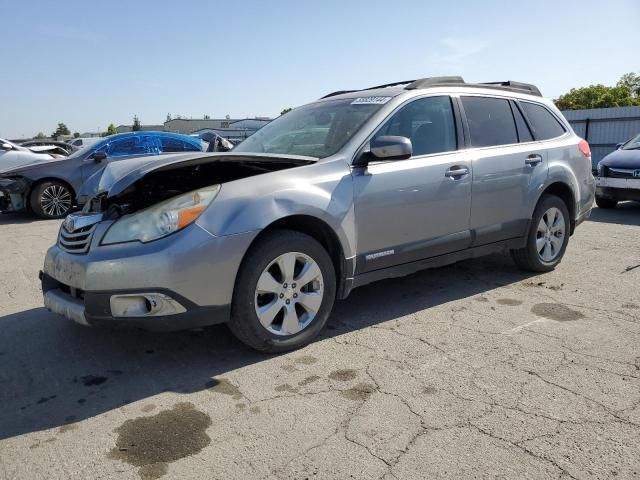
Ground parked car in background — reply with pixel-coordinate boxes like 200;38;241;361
20;140;77;156
595;132;640;208
0;138;61;172
67;137;102;149
40;77;594;352
0;131;203;218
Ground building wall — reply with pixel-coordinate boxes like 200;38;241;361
561;106;640;168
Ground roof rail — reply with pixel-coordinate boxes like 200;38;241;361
320;76;542;100
405;76;465;90
478;81;542;97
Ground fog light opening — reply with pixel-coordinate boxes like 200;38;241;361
110;293;187;318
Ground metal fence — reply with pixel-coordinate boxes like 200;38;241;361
561;106;640;169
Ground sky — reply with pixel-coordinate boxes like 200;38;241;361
0;0;638;139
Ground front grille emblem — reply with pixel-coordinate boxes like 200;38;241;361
63;216;76;232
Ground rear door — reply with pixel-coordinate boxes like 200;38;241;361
461;95;548;246
352;95;472;273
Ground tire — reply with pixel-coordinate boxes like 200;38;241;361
228;230;336;353
30;181;73;219
595;194;617;209
511;194;571;273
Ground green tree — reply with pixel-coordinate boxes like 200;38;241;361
102;124;118;137
132;115;141;131
73;132;80;138
280;108;292;115
554;72;640;110
34;132;46;139
51;123;71;139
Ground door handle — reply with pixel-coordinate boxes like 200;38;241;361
525;154;543;166
445;166;469;178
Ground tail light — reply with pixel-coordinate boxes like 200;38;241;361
578;139;591;158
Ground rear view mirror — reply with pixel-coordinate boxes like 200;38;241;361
616;142;624;150
1;143;12;151
370;136;413;160
92;151;107;163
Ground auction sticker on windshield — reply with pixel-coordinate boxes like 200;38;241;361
351;97;392;105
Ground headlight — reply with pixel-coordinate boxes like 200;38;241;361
102;185;220;245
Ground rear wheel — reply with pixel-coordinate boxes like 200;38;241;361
511;194;570;272
595;194;617;209
30;181;73;219
229;230;336;353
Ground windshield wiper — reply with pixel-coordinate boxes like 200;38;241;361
623;146;640;150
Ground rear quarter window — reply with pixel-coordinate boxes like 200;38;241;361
520;102;566;141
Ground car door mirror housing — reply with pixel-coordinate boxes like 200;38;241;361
370;136;413;161
92;151;107;163
615;142;624;150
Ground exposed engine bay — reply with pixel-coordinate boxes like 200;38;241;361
88;156;314;220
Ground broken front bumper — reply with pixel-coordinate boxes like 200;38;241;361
0;176;29;212
41;222;258;330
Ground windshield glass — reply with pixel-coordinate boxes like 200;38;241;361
233;97;390;158
622;133;640;150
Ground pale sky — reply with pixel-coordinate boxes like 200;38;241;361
1;0;638;138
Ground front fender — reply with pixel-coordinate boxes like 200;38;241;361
196;159;357;259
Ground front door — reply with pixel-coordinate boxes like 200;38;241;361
352;95;472;273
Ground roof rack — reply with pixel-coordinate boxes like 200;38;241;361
320;76;542;99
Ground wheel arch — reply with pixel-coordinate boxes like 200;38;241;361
239;214;352;300
538;182;576;234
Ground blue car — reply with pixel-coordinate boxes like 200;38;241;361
595;132;640;208
0;131;203;218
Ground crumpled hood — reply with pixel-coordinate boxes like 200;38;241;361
599;149;640;169
0;156;60;175
78;151;317;199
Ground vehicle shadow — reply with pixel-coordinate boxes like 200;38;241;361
588;202;640;226
0;253;533;440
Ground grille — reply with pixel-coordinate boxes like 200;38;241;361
58;224;97;254
605;167;639;179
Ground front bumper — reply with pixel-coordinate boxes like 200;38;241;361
0;177;29;212
595;177;640;202
41;222;258;330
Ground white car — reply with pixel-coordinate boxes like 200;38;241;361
0;138;58;173
67;137;102;149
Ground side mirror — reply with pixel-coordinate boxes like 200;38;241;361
616;142;624;150
92;151;107;163
1;143;12;151
370;136;412;160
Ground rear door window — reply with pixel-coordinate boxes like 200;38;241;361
520;102;566;140
160;137;200;152
461;96;518;147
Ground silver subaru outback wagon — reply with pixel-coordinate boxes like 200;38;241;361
41;77;595;352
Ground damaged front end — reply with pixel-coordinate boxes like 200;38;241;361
0;175;30;213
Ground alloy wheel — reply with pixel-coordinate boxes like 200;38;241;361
536;207;565;262
40;185;72;217
254;252;324;336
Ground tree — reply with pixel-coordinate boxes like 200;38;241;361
102;124;117;137
51;123;71;139
34;132;46;139
73;132;80;138
132;115;141;131
280;108;292;115
554;72;640;110
204;114;210;120
166;113;172;122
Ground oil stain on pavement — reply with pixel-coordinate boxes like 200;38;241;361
531;303;585;321
109;402;211;480
328;369;357;382
204;377;242;400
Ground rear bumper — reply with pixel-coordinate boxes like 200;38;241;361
41;272;230;331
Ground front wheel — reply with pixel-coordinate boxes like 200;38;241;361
511;194;570;272
30;181;73;219
229;230;336;353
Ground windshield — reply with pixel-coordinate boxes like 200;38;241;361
233;97;390;158
622;133;640;150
